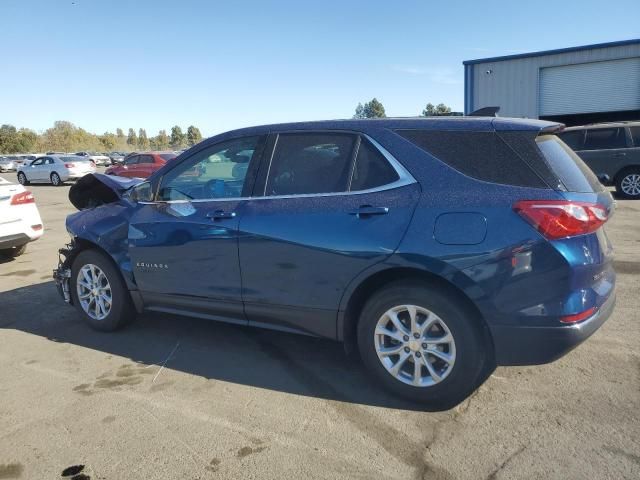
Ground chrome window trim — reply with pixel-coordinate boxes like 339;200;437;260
140;133;416;205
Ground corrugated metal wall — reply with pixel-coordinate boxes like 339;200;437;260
468;43;640;118
539;57;640;115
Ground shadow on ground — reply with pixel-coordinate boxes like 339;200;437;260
1;281;492;411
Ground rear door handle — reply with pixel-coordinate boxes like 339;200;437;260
349;205;389;217
206;210;237;220
613;152;627;157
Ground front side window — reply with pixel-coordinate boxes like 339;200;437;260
158;136;264;201
266;133;357;196
583;128;626;150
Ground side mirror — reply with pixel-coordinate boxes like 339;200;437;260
597;173;610;184
127;182;153;203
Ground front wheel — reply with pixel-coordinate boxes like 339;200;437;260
357;282;487;408
50;172;63;186
70;249;136;331
17;172;28;185
616;169;640;199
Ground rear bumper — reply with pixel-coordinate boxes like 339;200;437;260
490;291;616;366
0;233;31;249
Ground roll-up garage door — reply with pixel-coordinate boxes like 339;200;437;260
539;57;640;116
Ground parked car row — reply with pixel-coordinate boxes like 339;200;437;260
558;120;640;198
0;177;43;257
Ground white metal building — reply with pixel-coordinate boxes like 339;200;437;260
463;39;640;126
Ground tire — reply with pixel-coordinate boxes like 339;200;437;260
357;281;486;408
0;244;28;257
70;249;136;331
616;169;640;199
17;172;28;185
50;172;63;186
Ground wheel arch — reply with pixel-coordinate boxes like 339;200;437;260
339;266;494;360
614;165;640;185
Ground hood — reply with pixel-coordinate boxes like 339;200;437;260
69;173;143;210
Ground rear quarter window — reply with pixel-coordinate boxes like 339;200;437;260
395;130;546;188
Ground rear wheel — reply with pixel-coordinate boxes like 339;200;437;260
50;172;63;186
70;249;136;331
17;172;28;185
616;169;640;199
0;244;27;257
357;282;486;407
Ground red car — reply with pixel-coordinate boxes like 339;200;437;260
105;152;177;178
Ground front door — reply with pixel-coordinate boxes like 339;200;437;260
128;135;266;323
238;132;420;338
28;158;46;182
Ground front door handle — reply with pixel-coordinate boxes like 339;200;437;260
206;210;237;220
349;205;389;217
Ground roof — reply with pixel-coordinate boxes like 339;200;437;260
217;117;560;139
463;39;640;65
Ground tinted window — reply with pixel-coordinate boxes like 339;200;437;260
125;156;139;165
630;126;640;147
266;133;356;196
350;139;399;191
396;130;546;188
536;135;601;193
558;130;585;151
584;128;626;150
159;153;177;161
138;155;154;164
158;136;263;201
31;158;44;166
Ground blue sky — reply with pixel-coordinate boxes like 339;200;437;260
2;0;638;137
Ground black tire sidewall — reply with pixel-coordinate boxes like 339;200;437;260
18;173;27;185
51;173;61;186
357;282;485;407
70;249;134;331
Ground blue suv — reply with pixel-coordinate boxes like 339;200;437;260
54;117;616;406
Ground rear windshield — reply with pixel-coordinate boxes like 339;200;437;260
159;153;177;161
535;135;602;193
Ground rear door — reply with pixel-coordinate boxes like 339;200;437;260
575;127;630;180
136;154;156;178
238;132;420;338
121;155;140;177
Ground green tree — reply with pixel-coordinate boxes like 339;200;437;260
170;125;186;149
153;129;169;150
100;132;117;150
0;124;19;153
187;125;203;146
421;103;452;117
16;128;38;152
138;128;150;150
353;98;386;118
127;128;137;149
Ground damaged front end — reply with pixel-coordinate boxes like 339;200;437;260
53;243;77;304
53;173;144;305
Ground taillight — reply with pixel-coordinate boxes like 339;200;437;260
514;200;608;239
64;163;75;168
10;191;35;205
560;307;597;324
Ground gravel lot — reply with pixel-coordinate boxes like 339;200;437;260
1;172;639;480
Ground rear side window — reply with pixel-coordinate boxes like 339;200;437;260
350;139;399;191
138;155;154;164
266;133;357;196
396;130;546;188
583;128;626;150
630;126;640;147
536;135;601;192
558;130;585;151
159;153;177;161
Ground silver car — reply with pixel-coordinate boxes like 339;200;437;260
17;155;96;186
0;156;17;172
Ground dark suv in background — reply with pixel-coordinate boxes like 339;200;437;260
559;121;640;198
54;117;616;407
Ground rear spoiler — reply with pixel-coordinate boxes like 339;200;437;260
469;106;500;117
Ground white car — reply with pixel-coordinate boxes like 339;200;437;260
17;155;96;186
0;177;43;257
75;151;110;166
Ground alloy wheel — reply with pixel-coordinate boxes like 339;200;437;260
51;173;61;186
76;264;112;321
621;173;640;197
374;305;456;387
